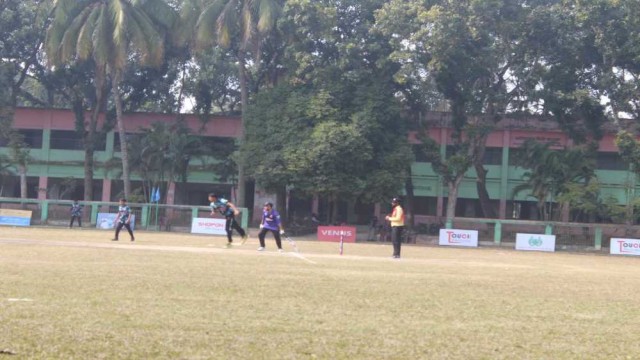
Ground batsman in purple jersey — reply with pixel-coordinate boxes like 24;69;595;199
258;202;285;251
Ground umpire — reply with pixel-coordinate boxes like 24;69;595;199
385;197;405;259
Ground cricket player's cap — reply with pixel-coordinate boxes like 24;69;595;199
208;193;217;198
264;202;273;207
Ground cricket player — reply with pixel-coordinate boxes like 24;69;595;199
208;193;248;247
112;198;135;242
258;202;285;252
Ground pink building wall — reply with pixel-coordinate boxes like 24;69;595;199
14;107;242;137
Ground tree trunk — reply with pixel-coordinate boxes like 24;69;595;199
114;70;131;198
82;69;105;201
474;161;496;218
625;179;635;225
236;51;248;207
75;98;92;202
19;164;27;199
83;130;94;201
276;186;287;221
468;125;497;219
445;176;464;223
625;201;634;226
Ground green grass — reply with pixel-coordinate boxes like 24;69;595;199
1;227;640;359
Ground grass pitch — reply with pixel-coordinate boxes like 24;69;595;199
1;227;640;359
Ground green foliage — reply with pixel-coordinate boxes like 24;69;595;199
512;140;597;221
184;48;240;115
290;121;373;197
0;63;14;138
46;0;177;71
2;0;639;217
569;0;640;129
616;131;640;172
242;80;412;203
556;180;603;222
236;0;413;205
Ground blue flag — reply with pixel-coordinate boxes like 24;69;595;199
150;187;156;203
153;187;161;203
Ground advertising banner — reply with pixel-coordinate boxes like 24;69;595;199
439;229;479;247
610;238;640;256
191;218;226;235
317;226;357;243
96;213;136;230
0;209;32;227
516;233;556;252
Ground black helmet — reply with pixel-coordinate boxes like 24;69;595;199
392;197;400;204
264;202;273;208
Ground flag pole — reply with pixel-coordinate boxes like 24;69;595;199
148;187;155;230
155;187;160;231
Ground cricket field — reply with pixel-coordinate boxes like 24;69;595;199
1;227;639;359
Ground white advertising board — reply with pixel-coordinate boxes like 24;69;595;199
191;218;226;235
439;229;479;247
515;233;556;252
610;238;640;256
96;213;136;230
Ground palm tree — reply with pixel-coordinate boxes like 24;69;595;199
182;0;283;206
128;120;203;202
46;0;177;198
512;140;596;221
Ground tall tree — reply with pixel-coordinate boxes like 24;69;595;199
378;0;608;222
183;0;284;206
242;0;414;221
46;0;177;198
378;0;526;220
0;0;50;198
242;82;412;223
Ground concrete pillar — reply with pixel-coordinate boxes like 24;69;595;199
41;129;51;166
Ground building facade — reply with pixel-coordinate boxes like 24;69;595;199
1;107;242;206
1;108;634;225
409;112;630;225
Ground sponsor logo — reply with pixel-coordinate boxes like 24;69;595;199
528;236;543;247
617;240;640;254
446;231;471;243
191;218;226;234
317;226;357;243
515;233;555;252
197;222;224;228
439;229;478;247
320;230;353;237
